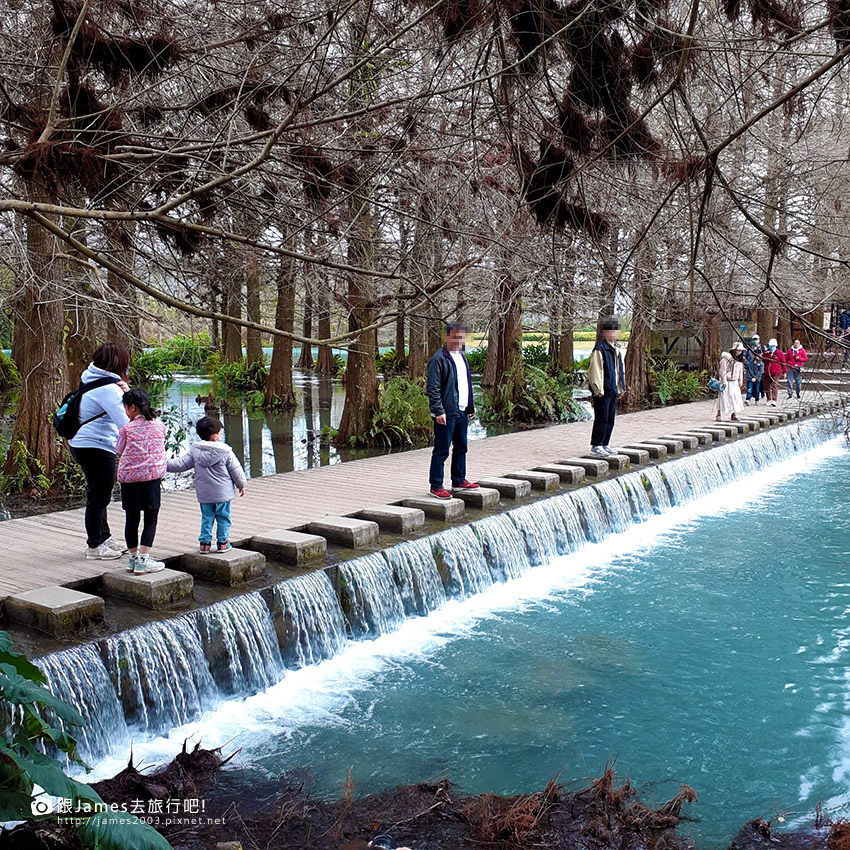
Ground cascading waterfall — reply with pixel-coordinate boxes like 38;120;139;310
35;419;835;765
272;570;348;667
37;644;129;762
196;593;282;694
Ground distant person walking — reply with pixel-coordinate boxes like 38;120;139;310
762;338;787;406
588;317;625;457
426;322;479;500
840;308;850;367
115;389;167;574
68;342;131;560
715;346;744;421
785;339;807;400
167;416;246;552
744;342;764;406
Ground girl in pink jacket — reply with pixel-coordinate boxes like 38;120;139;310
786;339;807;400
115;389;167;574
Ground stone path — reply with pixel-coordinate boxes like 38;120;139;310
0;393;839;601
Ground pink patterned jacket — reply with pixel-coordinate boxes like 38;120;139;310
116;417;167;484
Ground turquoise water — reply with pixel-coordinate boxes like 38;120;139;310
244;442;850;844
85;438;850;846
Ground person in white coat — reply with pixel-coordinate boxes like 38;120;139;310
714;345;745;421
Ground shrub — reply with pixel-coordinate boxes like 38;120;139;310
130;333;214;385
0;351;20;390
649;357;706;405
465;346;487;373
521;343;550;370
129;349;176;385
207;353;267;394
376;347;405;373
364;375;432;447
481;364;582;424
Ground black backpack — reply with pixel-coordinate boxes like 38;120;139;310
53;377;120;439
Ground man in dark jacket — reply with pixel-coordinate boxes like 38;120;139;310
587;317;626;456
426;323;480;499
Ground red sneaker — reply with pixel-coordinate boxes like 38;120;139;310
430;487;453;500
453;480;480;490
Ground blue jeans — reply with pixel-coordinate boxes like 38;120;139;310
746;378;761;403
787;367;802;397
429;414;468;490
199;501;232;544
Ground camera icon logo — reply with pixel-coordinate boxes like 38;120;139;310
31;799;53;816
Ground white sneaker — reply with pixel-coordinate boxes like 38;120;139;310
133;554;165;574
590;446;608;457
744;399;750;406
603;446;617;455
86;542;123;560
126;553;139;573
104;537;127;554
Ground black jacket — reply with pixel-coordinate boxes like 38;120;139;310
426;346;475;418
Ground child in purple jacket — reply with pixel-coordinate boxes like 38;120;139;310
166;416;246;552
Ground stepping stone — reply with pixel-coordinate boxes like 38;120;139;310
4;586;104;637
688;427;725;442
402;496;465;521
644;437;685;454
709;422;738;438
477;477;533;498
583;452;631;471
358;504;425;534
181;548;266;586
505;470;560;491
102;568;193;609
534;463;587;484
776;411;789;422
558;457;609;477
677;431;712;445
306;516;379;548
728;420;750;434
250;529;327;565
615;447;649;465
735;418;761;431
623;442;667;460
666;434;700;449
451;487;501;508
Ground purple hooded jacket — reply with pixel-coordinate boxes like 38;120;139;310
166;440;246;504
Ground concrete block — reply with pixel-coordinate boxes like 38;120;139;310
709;422;738;438
306;516;379;548
451;487;501;508
181;548;265;586
616;448;649;465
477;476;533;498
402;496;466;520
644;437;685;454
729;420;750;434
250;529;327;565
534;463;587;484
358;504;426;534
688;427;725;442
4;586;104;637
102;568;193;609
735;418;761;431
505;470;560;491
558;457;609;477
622;442;667;460
676;431;712;445
776;411;789;422
585;452;631;471
666;434;700;450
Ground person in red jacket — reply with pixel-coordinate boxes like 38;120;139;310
762;338;787;406
785;339;807;400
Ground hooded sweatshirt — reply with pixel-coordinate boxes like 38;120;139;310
68;364;130;452
166;440;247;504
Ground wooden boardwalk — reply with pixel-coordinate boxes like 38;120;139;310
0;394;835;599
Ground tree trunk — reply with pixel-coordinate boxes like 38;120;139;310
757;308;774;344
481;302;499;391
104;221;140;351
223;270;243;363
699;313;722;374
5;183;67;478
264;238;297;409
485;259;524;416
624;242;654;408
245;250;264;368
395;284;406;359
64;216;97;386
315;278;334;375
777;308;792;349
296;277;314;369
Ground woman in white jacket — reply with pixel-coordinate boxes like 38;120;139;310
69;343;130;560
714;345;745;421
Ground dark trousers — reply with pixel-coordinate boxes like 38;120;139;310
429;414;468;490
124;509;159;549
70;447;116;548
591;392;617;447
